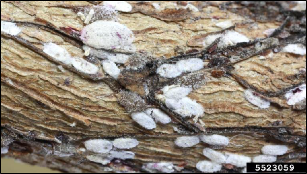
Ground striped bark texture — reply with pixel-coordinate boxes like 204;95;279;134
1;1;306;173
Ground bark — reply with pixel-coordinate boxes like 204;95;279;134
1;1;306;173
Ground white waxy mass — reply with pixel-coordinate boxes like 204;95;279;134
196;161;222;173
84;139;113;154
43;43;72;65
131;112;156;130
43;43;99;75
203;31;249;49
108;150;135;160
143;163;175;173
1;21;22;36
200;134;229;146
285;84;306;106
203;148;227;164
218;31;249;48
145;108;171;124
113;138;139;149
81;21;135;52
244;89;270;109
157;58;204;78
86;154;112;165
215;20;233;29
253;155;277;163
175;136;200;148
71;57;99;75
225;153;252;167
83;45;130;64
102;60;121;79
173;97;204;117
156;64;182;78
176;58;204;73
203;34;222;48
261;145;288;156
282;44;306;55
160;85;204;118
162;85;192;100
103;1;132;12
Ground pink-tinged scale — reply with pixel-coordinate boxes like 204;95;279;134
244;89;270;109
80;21;135;53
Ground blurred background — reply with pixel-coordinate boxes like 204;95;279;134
1;158;59;173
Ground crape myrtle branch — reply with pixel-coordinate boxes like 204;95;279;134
1;3;305;150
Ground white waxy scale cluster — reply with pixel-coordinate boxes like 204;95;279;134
143;162;175;173
145;108;172;124
162;85;193;100
169;97;204;117
160;85;204;118
252;155;277;163
215;20;233;29
197;147;253;172
157;64;182;78
84;139;113;154
282;44;306;55
246;144;288;165
78;5;118;25
130;104;171;130
84;9;95;24
203;31;249;49
219;31;250;48
203;34;222;48
109;150;135;160
225;153;252;168
196;161;222;173
43;43;72;64
81;21;135;52
113;138;139;150
244;89;270;109
285;84;306;106
1;21;22;36
261;145;288;156
84;138;138;165
175;136;200;148
203;148;227;164
198;144;288;170
86;150;135;165
131;112;157;130
176;58;204;73
86;154;111;165
103;1;132;12
43;43;99;75
102;60;121;79
157;58;204;78
200;134;229;146
83;46;130;64
80;19;135;78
